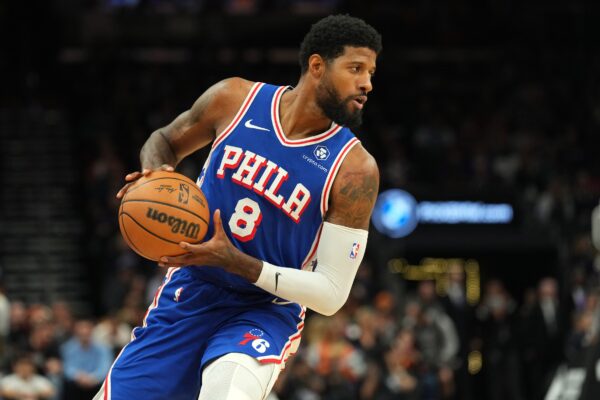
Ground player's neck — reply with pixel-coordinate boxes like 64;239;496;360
279;80;332;140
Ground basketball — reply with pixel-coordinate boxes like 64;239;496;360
118;171;210;261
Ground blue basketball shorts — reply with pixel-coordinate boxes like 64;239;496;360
101;267;305;400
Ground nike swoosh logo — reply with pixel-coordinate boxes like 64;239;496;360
244;119;270;132
275;272;281;291
272;298;292;305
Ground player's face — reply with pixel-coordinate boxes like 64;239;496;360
316;46;377;129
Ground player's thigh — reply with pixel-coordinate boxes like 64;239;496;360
201;302;305;368
198;353;280;400
108;269;241;399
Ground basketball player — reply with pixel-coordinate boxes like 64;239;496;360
97;15;381;400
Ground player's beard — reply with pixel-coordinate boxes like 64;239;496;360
316;74;363;130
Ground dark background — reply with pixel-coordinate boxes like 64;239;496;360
1;1;599;399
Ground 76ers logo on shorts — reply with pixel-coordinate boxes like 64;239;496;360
239;329;270;354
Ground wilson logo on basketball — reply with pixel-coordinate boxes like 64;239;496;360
146;208;201;239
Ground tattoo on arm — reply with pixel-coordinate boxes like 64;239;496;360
140;129;179;170
327;155;379;229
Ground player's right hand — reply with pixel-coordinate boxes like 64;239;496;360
116;164;174;199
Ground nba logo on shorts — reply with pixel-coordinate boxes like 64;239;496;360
174;287;184;302
349;242;360;259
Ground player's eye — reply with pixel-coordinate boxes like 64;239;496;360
350;66;360;73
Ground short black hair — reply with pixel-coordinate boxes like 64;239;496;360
299;15;382;73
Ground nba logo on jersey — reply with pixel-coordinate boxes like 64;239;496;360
350;242;360;259
174;287;184;302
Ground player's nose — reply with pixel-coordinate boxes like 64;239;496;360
359;74;373;94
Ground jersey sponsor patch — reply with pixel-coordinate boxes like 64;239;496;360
313;145;330;161
349;242;360;259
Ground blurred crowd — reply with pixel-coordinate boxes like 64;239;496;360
0;256;598;399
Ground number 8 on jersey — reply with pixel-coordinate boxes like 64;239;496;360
229;198;262;242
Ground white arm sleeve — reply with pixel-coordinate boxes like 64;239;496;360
253;221;368;316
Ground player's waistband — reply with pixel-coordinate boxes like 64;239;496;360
184;265;294;306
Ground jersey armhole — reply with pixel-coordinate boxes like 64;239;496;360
211;82;265;149
319;137;361;218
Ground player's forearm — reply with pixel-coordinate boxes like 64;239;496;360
229;251;264;283
253;222;369;316
140;130;179;170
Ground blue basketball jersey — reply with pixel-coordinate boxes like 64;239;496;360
190;82;360;292
103;82;362;400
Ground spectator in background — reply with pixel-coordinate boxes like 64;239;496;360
92;314;131;357
402;297;458;399
25;321;62;386
440;263;476;400
0;354;54;400
8;302;29;351
381;329;422;400
0;286;10;356
477;279;523;400
61;319;112;400
522;277;565;399
50;301;74;344
305;313;366;398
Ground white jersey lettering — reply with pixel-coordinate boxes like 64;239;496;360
217;146;310;222
231;150;267;189
216;145;243;178
282;183;311;222
263;166;288;208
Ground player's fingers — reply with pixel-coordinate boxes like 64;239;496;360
125;171;142;181
116;182;133;199
141;165;173;178
157;262;186;268
179;241;203;251
159;250;199;265
212;209;223;234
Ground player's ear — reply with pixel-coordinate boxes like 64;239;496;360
308;54;326;79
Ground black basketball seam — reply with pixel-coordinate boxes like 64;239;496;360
120;211;149;259
121;199;209;226
125;176;202;197
120;211;203;246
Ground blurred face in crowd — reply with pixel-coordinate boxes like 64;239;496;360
29;322;55;350
418;281;436;303
10;302;27;328
448;263;465;285
539;278;558;301
394;330;416;354
14;358;35;379
75;320;94;347
404;301;423;327
315;46;376;129
484;280;509;319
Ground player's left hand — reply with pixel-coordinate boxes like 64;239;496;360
158;209;240;271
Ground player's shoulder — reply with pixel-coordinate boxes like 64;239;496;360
208;77;256;107
340;142;379;179
195;77;257;127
